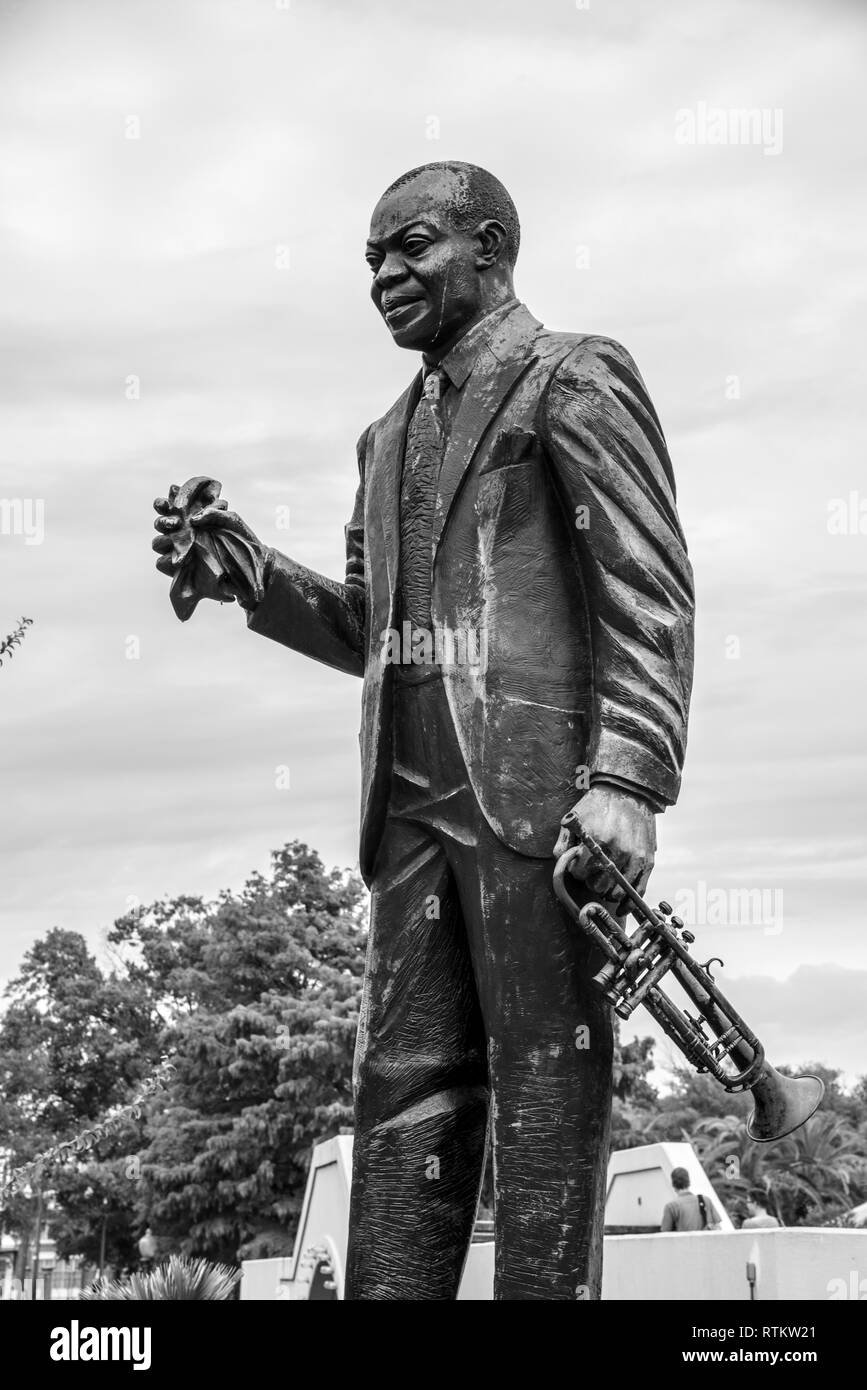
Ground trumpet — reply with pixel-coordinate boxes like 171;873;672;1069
553;817;824;1142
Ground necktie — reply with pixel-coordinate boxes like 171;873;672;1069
422;363;446;440
397;366;448;636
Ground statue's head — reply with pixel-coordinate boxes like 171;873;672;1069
367;161;520;357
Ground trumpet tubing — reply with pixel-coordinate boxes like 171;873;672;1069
553;827;824;1143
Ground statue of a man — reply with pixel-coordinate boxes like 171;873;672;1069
153;162;694;1300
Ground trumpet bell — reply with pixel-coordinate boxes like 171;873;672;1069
747;1065;825;1143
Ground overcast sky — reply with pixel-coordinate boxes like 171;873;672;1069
1;0;865;1080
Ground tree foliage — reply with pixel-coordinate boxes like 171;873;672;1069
0;843;366;1270
105;842;366;1263
81;1254;239;1301
612;1057;867;1226
0;927;161;1275
0;615;33;668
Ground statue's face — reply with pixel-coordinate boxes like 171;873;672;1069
366;173;485;355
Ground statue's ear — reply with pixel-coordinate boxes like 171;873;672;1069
474;219;508;269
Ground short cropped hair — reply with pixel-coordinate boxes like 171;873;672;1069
670;1166;690;1191
748;1187;769;1207
379;161;521;267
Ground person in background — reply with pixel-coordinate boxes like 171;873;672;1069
661;1166;721;1232
742;1188;781;1229
138;1227;157;1269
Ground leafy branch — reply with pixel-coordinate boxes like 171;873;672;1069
0;616;34;668
0;1054;177;1202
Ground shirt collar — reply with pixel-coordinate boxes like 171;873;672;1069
423;298;519;391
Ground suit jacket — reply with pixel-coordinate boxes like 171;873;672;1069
248;303;695;884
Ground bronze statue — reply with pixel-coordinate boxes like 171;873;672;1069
153;162;695;1300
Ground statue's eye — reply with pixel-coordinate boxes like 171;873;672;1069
403;237;429;257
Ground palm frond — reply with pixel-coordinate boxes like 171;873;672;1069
81;1254;239;1301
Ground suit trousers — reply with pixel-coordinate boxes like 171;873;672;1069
344;669;614;1300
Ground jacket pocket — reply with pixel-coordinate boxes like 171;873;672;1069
477;428;540;476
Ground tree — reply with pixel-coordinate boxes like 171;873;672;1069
691;1108;867;1226
0;928;158;1129
106;841;367;1263
612;1028;657;1106
777;1063;864;1127
771;1112;867;1221
0;928;161;1276
0;844;367;1271
609;1026;659;1151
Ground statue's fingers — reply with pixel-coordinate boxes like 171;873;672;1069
608;887;635;918
566;844;592;879
608;853;651;915
152;534;173;554
587;867;618;903
154;515;180;534
585;844;633;905
632;861;652;899
190;505;243;531
154;552;174;576
553;824;572;858
605;860;639;914
153;497;173;515
189;503;227;526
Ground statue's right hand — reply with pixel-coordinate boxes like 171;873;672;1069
152;486;196;577
152;479;267;619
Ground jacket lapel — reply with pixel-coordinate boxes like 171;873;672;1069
431;303;541;562
369;372;422;600
368;303;542;605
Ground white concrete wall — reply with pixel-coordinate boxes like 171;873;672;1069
246;1230;866;1301
602;1229;867;1301
241;1256;295;1302
241;1136;352;1301
241;1136;867;1301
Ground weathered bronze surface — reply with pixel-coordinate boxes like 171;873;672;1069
153;162;696;1300
153;477;265;620
553;828;824;1144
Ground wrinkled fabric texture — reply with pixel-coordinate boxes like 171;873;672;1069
247;303;695;875
345;674;613;1300
158;476;266;621
396;368;446;638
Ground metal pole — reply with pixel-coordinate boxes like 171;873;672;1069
30;1186;43;1302
99;1209;107;1278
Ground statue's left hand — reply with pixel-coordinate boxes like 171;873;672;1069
553;784;656;913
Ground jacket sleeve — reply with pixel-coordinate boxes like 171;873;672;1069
541;336;694;808
244;427;368;678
